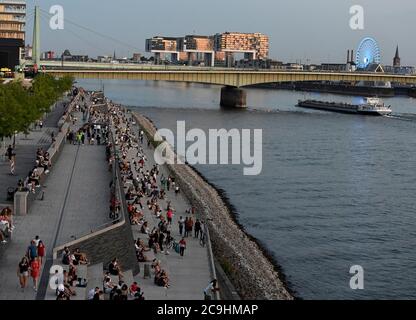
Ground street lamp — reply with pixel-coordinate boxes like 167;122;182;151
13;131;17;148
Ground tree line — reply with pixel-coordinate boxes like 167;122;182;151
0;74;74;139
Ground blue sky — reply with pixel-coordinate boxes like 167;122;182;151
26;0;416;65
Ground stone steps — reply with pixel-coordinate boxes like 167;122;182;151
45;260;89;300
107;269;135;300
86;263;104;300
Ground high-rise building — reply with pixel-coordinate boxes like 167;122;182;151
182;35;214;51
0;0;25;41
146;32;269;67
214;32;269;60
146;36;181;64
146;36;180;52
0;0;26;68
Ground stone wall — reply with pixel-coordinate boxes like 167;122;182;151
54;219;139;275
132;112;293;300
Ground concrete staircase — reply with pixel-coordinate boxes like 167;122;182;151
45;260;94;300
85;263;104;296
45;259;139;300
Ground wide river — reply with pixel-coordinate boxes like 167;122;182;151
78;79;416;299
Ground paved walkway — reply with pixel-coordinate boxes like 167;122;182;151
0;95;212;300
0;100;69;207
0;97;112;300
112;109;212;300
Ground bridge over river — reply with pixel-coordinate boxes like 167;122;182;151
41;61;416;108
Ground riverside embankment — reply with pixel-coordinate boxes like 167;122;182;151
132;111;294;300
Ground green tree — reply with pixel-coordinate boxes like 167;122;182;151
0;74;74;139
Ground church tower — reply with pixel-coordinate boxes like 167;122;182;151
393;45;401;68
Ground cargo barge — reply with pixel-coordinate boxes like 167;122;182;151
296;97;392;116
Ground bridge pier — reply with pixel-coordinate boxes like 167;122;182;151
220;86;247;108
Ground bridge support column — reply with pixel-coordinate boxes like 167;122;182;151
220;86;247;108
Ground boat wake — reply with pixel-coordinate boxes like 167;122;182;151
384;114;416;122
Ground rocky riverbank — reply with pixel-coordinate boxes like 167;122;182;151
132;111;294;300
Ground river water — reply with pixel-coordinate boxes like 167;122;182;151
78;79;416;299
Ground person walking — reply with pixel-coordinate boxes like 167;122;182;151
158;232;165;254
204;279;219;300
160;175;166;190
67;130;73;144
179;238;186;257
167;209;174;225
185;217;193;238
33;235;41;247
10;155;15;175
178;216;185;236
194;219;201;238
27;240;38;262
37;241;46;265
30;257;41;291
17;257;30;291
184;217;189;237
6;145;13;161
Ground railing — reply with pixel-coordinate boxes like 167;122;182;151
204;222;220;300
33;60;416;77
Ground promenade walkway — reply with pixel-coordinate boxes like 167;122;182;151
0;93;213;300
111;108;212;300
0;100;68;207
0;96;112;300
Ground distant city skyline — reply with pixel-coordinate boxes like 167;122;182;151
25;0;416;65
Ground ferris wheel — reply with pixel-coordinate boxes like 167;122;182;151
356;37;381;69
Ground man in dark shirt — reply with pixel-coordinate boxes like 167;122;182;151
194;219;202;239
27;240;38;261
6;145;13;160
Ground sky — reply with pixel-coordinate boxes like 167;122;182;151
26;0;416;65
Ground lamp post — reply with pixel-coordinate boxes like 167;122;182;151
13;131;17;149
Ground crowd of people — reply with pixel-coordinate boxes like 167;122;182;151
54;246;90;300
15;235;45;292
96;258;145;301
22;148;52;194
66;122;109;147
106;102;214;296
7;134;53;197
65;93;110;148
107;104;177;290
5;89;218;299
